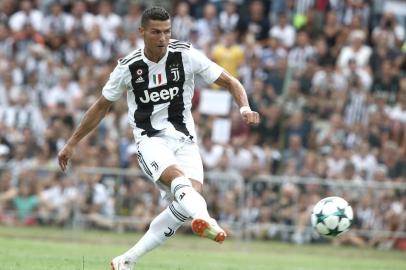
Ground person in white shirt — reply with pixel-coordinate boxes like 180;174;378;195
8;0;43;32
47;69;82;110
372;12;405;49
269;13;296;49
351;142;377;181
1;91;46;136
194;3;219;50
39;173;78;225
199;134;225;170
337;30;372;70
57;7;259;270
171;1;194;42
219;0;239;33
41;2;74;35
94;0;122;43
70;1;95;33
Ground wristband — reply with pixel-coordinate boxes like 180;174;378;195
239;106;251;114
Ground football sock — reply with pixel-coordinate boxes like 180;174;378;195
170;176;210;219
123;201;187;264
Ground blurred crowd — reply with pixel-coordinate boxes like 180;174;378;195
0;0;405;249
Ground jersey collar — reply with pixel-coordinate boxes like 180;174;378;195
142;48;169;65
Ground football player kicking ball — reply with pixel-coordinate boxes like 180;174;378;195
58;6;259;270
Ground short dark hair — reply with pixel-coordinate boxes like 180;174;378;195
141;6;170;27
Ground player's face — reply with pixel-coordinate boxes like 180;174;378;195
140;19;171;56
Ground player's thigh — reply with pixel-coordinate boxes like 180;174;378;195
175;143;204;185
136;137;177;182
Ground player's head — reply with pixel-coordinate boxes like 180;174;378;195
139;6;171;55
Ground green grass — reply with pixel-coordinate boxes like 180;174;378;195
0;226;405;270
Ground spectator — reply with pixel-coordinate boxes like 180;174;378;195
372;12;405;49
269;13;296;49
211;30;244;78
194;3;218;50
70;1;96;33
218;0;239;33
41;2;74;36
78;173;115;229
283;134;306;172
122;3;143;34
326;143;347;178
38;172;78;226
172;1;194;42
46;69;82;110
351;142;378;180
8;0;43;33
236;0;270;42
337;30;372;69
287;31;315;72
0;23;13;59
1;91;45;136
260;37;287;74
371;60;399;105
94;0;122;44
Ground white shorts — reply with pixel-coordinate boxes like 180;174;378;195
134;130;204;198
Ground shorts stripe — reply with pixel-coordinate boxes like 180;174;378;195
169;204;187;222
137;152;153;177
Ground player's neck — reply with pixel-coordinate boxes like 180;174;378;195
144;47;167;63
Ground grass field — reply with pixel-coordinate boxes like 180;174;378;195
0;225;405;270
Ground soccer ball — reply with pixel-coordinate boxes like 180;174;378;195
311;196;353;237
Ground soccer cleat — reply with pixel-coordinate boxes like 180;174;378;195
191;218;227;243
110;256;135;270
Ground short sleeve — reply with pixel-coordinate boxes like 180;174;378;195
102;63;130;101
189;46;223;84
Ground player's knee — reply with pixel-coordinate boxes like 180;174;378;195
159;165;185;186
191;179;203;193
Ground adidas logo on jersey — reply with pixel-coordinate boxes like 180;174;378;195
135;76;144;83
139;87;179;103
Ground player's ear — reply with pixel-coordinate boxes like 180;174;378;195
138;26;144;36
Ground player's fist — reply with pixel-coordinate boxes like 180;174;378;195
241;110;260;125
58;144;74;172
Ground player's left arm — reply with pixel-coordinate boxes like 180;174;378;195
214;70;260;125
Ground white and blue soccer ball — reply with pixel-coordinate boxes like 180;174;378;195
311;196;353;237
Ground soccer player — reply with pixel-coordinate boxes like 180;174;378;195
57;6;259;270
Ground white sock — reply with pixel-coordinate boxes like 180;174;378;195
170;176;210;219
123;201;187;264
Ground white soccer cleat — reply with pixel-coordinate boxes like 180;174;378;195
191;217;227;243
110;256;135;270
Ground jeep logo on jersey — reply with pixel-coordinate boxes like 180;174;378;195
139;87;179;104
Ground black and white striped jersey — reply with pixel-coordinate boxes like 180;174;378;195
102;39;223;141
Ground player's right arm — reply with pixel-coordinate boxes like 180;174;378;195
58;61;130;171
58;95;112;171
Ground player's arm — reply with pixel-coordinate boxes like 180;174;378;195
214;70;260;125
58;95;113;171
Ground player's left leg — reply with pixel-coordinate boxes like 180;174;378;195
111;201;188;270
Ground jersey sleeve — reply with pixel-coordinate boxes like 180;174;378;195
102;62;130;101
189;46;224;84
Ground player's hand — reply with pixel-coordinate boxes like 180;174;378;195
242;110;260;125
58;143;74;172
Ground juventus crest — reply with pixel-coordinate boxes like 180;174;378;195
171;67;180;82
